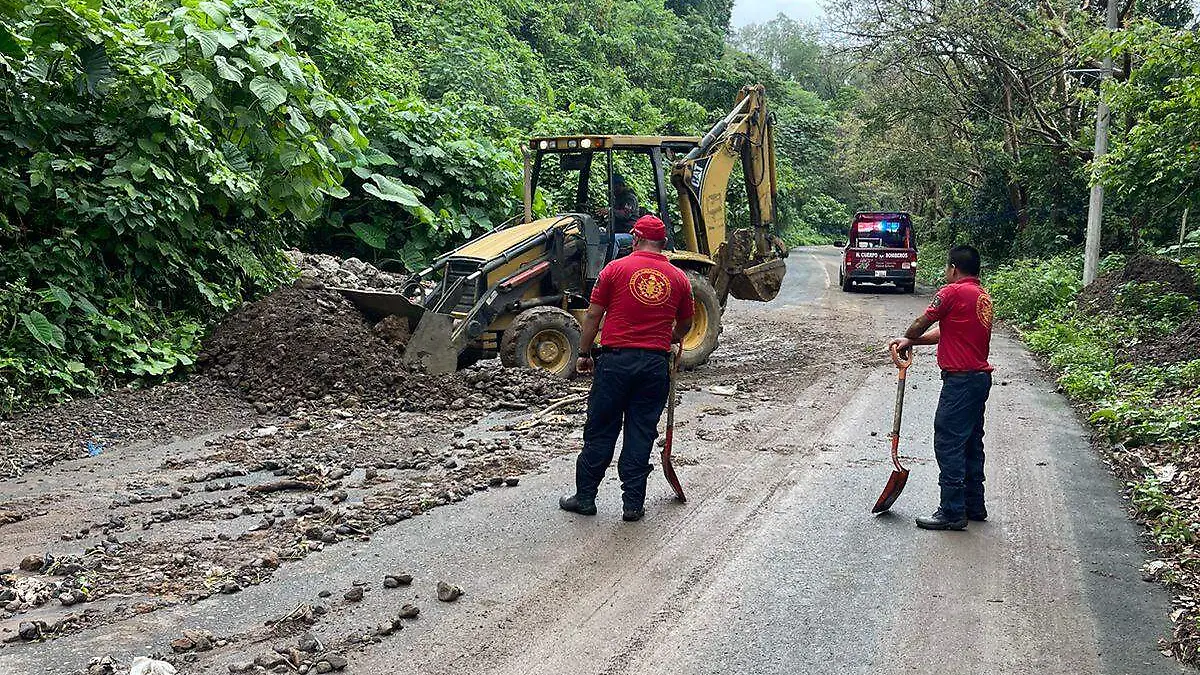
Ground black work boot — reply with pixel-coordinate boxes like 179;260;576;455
559;494;597;516
915;509;967;531
967;508;988;522
622;508;645;522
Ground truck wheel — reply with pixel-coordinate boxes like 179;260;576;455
899;282;915;294
680;271;721;370
500;306;580;378
841;272;854;292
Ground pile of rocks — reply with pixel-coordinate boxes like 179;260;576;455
284;250;408;291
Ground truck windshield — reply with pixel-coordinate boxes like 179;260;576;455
853;218;910;249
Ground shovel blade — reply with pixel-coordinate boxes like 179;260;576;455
661;430;686;502
871;468;909;514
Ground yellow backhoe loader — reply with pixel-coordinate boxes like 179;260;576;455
337;84;786;376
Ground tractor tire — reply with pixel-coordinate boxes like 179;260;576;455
679;271;722;370
499;306;581;378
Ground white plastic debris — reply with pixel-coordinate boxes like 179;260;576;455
128;656;177;675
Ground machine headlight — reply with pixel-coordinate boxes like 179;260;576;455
580;138;592;149
538;140;549;150
567;140;578;148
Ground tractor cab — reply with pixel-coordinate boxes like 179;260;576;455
523;135;700;263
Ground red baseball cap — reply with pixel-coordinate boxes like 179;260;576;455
632;215;666;241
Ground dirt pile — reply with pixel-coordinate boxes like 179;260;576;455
284;250;408;291
1132;314;1200;365
1078;255;1198;313
198;287;407;410
197;287;564;413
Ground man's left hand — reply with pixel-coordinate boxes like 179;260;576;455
888;337;914;356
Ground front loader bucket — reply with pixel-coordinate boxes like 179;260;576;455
728;257;786;302
334;287;461;375
402;311;458;374
333;288;427;326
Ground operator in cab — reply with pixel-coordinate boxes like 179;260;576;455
560;215;694;522
889;245;994;531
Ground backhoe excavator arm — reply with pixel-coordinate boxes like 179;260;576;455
671;85;787;304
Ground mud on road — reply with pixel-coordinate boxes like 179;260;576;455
0;247;1185;675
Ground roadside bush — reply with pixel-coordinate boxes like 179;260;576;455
988;255;1082;326
0;0;384;412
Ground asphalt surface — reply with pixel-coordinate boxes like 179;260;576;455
1;247;1187;674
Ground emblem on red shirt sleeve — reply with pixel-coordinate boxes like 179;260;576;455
629;268;671;306
976;293;994;329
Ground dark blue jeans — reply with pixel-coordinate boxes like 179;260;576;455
933;371;992;520
576;349;670;510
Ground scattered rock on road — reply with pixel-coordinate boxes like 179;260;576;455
437;581;463;602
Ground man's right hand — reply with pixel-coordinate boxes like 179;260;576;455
576;355;594;375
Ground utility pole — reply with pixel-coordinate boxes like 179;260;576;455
1083;0;1121;286
1181;207;1190;256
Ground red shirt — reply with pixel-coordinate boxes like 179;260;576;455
924;276;994;372
590;251;695;352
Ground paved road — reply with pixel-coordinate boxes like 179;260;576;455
1;247;1186;674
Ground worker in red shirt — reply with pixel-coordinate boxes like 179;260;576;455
560;215;694;522
889;245;993;531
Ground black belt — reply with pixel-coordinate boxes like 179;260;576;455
596;346;671;358
941;370;992;378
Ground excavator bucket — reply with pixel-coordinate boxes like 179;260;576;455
728;257;787;302
333;287;460;375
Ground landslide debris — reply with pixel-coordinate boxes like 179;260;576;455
284;250;408;291
197;287;407;409
0;378;252;479
1078;255;1198;313
197;286;562;413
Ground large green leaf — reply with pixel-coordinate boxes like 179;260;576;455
277;56;304;86
146;43;181;65
47;284;72;309
180;69;213;99
350;222;389;249
361;147;395;166
198;1;230;25
249;75;287;111
214;55;243;83
250;24;286;47
21;311;64;350
363;174;422;207
183;24;220;59
0;23;25;58
78;42;112;96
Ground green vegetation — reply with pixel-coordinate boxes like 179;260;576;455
0;0;846;411
988;253;1200;579
2;0;1198;418
827;0;1198;260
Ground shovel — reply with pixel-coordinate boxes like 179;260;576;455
661;348;686;502
872;345;913;514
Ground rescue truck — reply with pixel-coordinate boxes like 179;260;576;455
838;212;917;293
